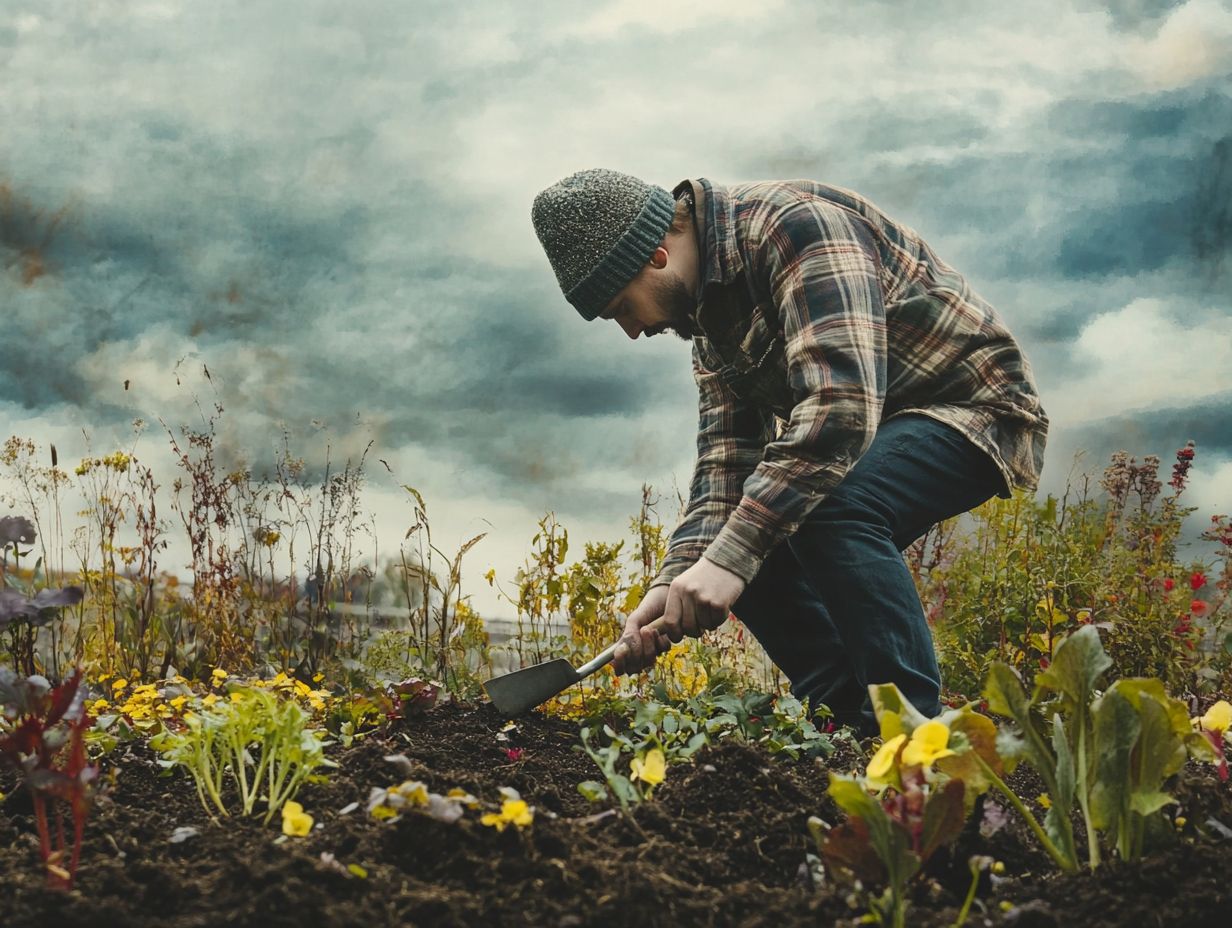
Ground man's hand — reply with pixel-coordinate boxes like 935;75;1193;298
611;585;673;676
611;558;747;676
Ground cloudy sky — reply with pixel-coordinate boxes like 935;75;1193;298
2;0;1230;618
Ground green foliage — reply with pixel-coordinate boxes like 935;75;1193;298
920;444;1231;701
573;688;836;811
980;625;1218;870
152;685;335;823
814;684;975;928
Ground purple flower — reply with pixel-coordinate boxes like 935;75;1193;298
0;515;36;548
0;586;84;629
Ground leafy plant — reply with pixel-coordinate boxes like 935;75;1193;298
923;443;1231;700
980;624;1218;870
810;683;1000;928
0;667;99;889
152;684;335;823
575;725;671;811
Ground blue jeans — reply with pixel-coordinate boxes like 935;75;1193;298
730;413;1006;737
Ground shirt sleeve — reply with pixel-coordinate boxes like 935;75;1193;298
700;199;888;585
649;340;775;591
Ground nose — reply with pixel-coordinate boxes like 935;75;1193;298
618;317;642;340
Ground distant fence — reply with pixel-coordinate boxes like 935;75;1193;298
317;602;568;645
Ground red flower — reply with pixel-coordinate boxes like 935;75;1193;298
1039;657;1050;669
503;748;524;762
1191;600;1210;618
1163;578;1175;592
1191;572;1207;591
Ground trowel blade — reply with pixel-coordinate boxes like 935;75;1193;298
482;659;580;716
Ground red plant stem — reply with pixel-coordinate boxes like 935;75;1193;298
56;804;67;858
69;811;84;890
32;793;52;864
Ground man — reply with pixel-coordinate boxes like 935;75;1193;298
530;168;1048;736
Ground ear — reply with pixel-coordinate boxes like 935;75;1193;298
649;246;668;269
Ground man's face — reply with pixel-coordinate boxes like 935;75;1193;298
598;266;697;341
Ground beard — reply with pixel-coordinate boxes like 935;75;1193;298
648;271;698;340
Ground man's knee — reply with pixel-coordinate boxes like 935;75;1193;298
794;495;897;564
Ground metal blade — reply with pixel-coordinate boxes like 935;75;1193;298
482;659;581;716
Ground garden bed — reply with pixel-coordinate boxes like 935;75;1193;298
2;699;1230;928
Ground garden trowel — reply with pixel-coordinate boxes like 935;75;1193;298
483;616;671;716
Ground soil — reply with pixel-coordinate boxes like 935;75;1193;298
2;700;1230;928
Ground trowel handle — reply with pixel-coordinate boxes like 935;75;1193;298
574;615;674;679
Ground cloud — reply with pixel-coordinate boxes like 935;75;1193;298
550;0;789;39
1051;298;1232;424
1124;0;1232;89
2;0;1230;617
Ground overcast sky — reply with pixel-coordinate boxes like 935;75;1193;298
2;0;1230;619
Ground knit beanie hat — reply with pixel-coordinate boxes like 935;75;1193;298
531;168;677;321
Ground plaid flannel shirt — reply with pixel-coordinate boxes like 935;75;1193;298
649;177;1049;591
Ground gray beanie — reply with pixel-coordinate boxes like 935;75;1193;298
531;168;677;321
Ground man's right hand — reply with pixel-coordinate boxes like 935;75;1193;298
611;585;675;676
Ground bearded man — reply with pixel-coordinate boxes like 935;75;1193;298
531;168;1048;736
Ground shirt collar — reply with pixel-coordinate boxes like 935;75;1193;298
671;177;745;295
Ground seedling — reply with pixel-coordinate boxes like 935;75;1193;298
152;684;335;823
0;668;98;889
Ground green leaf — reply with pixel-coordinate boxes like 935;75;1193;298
826;773;920;888
985;663;1054;785
983;663;1032;722
1089;687;1138;834
828;774;883;821
609;774;637;805
1044;713;1077;864
1034;624;1111;711
577;780;609;802
868;683;930;739
1130;789;1176;817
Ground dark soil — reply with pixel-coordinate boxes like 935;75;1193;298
2;700;1230;927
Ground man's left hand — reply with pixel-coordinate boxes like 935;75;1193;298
659;557;747;642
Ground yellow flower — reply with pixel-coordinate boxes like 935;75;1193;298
901;720;955;768
170;695;188;710
281;801;313;836
395;781;430;806
111;679;128;693
866;733;907;786
1200;700;1232;734
1037;793;1052;809
91;699;110;712
630;748;666;786
201;693;219;707
481;799;534;832
211;668;228;684
446;788;480;809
